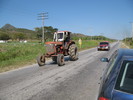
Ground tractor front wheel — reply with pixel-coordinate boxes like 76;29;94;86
57;54;65;66
37;55;45;66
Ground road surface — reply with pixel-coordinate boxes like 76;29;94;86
0;42;120;100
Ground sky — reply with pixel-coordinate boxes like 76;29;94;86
0;0;133;40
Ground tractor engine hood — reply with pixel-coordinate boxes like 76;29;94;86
45;41;63;55
45;41;63;45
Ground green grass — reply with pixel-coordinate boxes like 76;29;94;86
76;40;102;51
0;40;103;72
0;43;45;72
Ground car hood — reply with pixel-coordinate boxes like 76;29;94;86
112;90;133;100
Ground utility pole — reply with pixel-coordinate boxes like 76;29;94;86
38;12;48;43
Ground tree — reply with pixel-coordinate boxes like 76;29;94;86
0;33;10;41
34;27;40;32
34;26;58;40
13;33;26;41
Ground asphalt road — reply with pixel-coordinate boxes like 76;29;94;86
0;42;120;100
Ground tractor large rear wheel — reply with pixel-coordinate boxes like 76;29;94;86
69;44;78;61
57;54;65;66
37;55;45;66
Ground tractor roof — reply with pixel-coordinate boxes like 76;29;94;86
55;31;71;33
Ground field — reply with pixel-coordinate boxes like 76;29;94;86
0;43;45;72
0;40;101;72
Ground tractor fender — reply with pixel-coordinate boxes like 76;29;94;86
67;41;75;49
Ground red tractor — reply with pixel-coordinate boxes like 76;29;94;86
37;31;78;66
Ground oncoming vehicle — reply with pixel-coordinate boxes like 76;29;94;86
37;31;78;66
98;48;133;100
97;41;110;51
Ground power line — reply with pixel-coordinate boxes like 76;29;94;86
38;12;48;43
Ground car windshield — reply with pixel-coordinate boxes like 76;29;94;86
115;60;133;94
57;33;63;39
100;42;109;45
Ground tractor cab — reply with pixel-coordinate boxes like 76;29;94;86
53;31;71;42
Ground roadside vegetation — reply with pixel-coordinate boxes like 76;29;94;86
0;40;113;72
123;37;133;48
0;24;115;72
0;43;44;72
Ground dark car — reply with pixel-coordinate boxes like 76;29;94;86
98;48;133;100
97;41;110;51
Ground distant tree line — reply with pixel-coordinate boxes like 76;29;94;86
0;24;115;42
0;25;58;41
71;34;115;42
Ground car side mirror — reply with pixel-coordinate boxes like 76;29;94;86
100;58;109;62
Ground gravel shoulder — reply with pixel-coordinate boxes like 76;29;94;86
120;42;130;48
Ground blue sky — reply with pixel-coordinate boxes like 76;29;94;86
0;0;133;39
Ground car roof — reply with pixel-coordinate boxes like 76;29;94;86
104;41;109;42
56;31;71;33
117;48;133;58
100;41;109;43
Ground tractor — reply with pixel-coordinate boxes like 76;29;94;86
37;31;78;66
